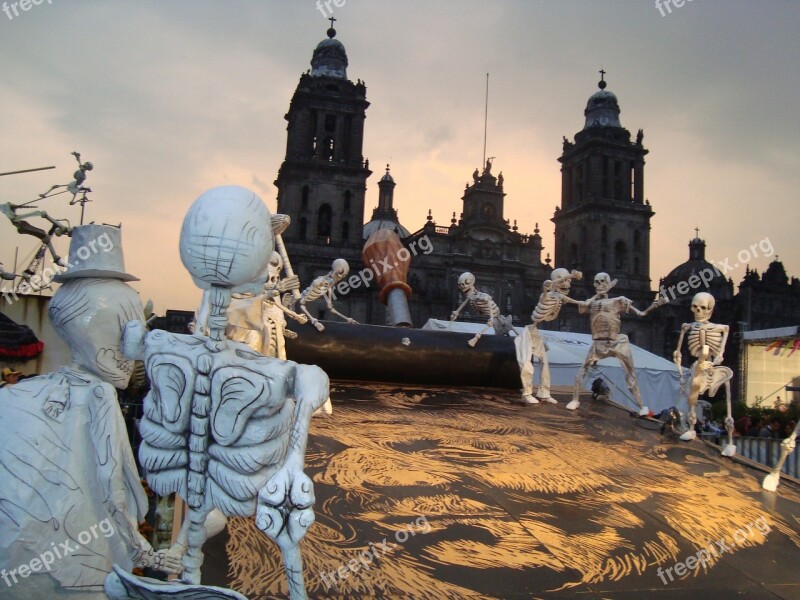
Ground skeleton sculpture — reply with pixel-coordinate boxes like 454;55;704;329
0;225;181;599
673;292;736;456
515;268;582;404
450;272;515;347
116;187;329;600
228;250;308;360
566;273;664;416
763;420;800;491
296;258;358;332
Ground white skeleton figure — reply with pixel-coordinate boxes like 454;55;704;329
298;258;358;332
673;291;736;456
515;268;582;404
227;251;308;360
450;272;515;347
566;273;664;416
120;187;328;600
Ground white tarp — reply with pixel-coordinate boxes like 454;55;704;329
423;319;685;415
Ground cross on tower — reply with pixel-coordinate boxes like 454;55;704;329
695;227;700;239
329;16;336;29
599;68;606;82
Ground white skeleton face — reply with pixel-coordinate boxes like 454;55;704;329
331;258;350;283
458;272;476;293
550;268;571;294
691;292;715;322
266;252;283;288
594;272;612;294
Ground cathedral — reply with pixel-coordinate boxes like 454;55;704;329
272;25;797;358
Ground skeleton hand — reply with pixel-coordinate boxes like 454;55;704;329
450;310;459;321
672;351;682;363
712;355;724;366
277;275;300;294
132;546;184;575
782;436;797;454
345;317;358;325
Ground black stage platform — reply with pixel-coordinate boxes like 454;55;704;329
202;383;800;599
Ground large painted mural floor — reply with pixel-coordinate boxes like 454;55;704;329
202;383;800;599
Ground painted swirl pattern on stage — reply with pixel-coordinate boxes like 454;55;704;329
206;383;800;598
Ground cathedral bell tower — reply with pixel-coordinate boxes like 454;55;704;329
275;22;372;248
552;72;653;298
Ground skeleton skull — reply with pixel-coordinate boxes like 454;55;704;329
550;268;572;294
691;292;715;322
266;252;283;289
331;258;350;283
458;272;476;293
594;272;613;294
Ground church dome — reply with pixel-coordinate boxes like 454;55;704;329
584;75;621;129
362;218;410;240
310;27;348;79
661;236;732;302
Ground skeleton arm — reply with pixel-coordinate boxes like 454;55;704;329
711;324;730;365
673;323;691;365
323;289;358;324
450;296;471;322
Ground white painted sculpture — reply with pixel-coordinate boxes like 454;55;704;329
0;224;181;599
450;271;515;347
297;258;358;332
762;420;800;491
515;268;582;404
116;186;329;600
566;273;664;416
673;292;736;456
227;250;308;360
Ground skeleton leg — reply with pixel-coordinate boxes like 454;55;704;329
763;421;800;491
536;346;555;403
720;379;736;457
514;327;539;404
567;348;596;410
679;362;701;441
613;341;649;416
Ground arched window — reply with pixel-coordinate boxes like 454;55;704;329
301;186;309;211
342;221;350;241
317;204;332;238
601;225;608;244
614;241;628;270
634;256;640;274
343;190;351;214
633;229;641;249
299;217;307;240
569;243;579;267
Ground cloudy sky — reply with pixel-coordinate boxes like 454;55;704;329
1;0;798;313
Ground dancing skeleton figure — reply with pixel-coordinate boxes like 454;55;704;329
673;292;736;456
297;258;358;332
450;272;515;347
566;273;664;416
515;268;582;404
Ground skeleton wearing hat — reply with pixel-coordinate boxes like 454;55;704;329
0;224;182;599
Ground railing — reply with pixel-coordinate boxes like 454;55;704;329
711;436;800;478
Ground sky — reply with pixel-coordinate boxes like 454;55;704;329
1;0;798;314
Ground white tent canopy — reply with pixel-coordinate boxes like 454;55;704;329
423;319;686;415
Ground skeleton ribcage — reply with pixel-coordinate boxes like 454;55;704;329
687;325;726;360
532;292;563;322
